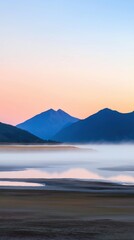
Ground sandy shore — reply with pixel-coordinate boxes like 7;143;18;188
0;144;87;152
0;180;134;239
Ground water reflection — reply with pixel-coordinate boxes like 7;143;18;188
0;181;43;187
0;168;134;184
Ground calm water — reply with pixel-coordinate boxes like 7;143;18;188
0;144;134;185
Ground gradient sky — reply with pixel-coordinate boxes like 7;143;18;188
0;0;134;125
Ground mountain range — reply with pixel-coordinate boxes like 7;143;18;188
0;108;134;144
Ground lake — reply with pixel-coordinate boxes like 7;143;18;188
0;144;134;186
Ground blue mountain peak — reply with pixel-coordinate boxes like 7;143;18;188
17;108;79;140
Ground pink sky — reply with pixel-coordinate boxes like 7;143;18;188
1;63;134;125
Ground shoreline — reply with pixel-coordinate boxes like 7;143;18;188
0;178;134;193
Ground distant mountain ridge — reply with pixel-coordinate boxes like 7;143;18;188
17;109;79;140
52;108;134;143
0;122;45;144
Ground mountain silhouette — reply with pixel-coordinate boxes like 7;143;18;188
17;109;79;140
0;122;45;144
52;108;134;143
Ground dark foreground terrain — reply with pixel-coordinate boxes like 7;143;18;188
0;189;134;240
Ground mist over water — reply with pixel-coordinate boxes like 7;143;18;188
0;144;134;185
